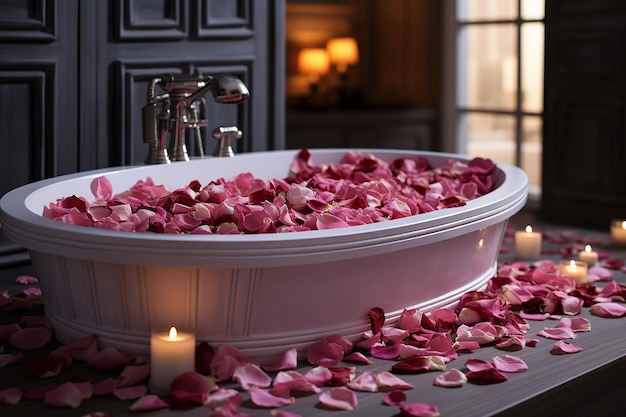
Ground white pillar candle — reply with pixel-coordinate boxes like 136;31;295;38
611;219;626;245
149;327;196;394
557;260;588;284
514;225;542;260
578;244;598;267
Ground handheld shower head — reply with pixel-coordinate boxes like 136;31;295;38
210;74;250;104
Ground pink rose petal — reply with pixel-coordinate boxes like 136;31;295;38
249;386;294;408
343;351;372;365
87;346;133;371
43;382;90;408
203;388;242;411
346;371;379;392
590;302;626;318
113;385;148;400
304;366;333;386
263;348;298;372
492;355;528;373
91;175;113;200
0;387;22;405
399;402;440;417
433;368;467;388
537;327;576;340
371;343;404;360
53;333;99;362
0;323;21;340
376;371;413;390
0;352;25;368
552;340;583;354
383;390;407;406
232;363;272;390
128;394;169;412
92;377;120;396
391;356;446;374
271;412;303;417
306;341;344;367
119;364;150;387
169;371;216;404
9;327;50;349
273;370;322;394
16;275;39;284
318;386;358;410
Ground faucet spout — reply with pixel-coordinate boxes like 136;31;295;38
142;73;250;163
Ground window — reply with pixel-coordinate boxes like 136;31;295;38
442;0;545;201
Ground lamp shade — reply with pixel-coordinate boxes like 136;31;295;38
326;37;359;72
298;48;330;81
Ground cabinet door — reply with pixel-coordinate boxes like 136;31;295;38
0;0;285;275
542;0;626;228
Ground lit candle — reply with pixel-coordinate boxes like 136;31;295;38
149;327;196;394
514;225;542;260
578;244;598;267
610;219;626;245
557;260;588;284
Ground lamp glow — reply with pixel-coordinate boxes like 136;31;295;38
298;48;330;83
327;37;359;73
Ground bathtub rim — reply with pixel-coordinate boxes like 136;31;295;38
0;148;528;268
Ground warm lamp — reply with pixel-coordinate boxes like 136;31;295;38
326;37;359;73
298;48;330;83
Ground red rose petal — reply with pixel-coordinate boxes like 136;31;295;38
26;355;65;378
383;390;407;406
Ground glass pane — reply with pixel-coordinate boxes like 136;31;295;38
458;24;517;110
457;0;517;21
521;0;545;20
521;22;544;113
521;116;542;190
464;113;516;166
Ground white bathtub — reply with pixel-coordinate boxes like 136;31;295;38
0;149;527;362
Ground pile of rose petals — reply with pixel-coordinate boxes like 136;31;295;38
43;149;497;234
1;247;625;415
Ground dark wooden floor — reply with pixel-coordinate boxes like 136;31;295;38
1;207;625;417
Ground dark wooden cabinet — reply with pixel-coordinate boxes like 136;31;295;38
542;0;626;228
0;0;285;279
286;109;436;151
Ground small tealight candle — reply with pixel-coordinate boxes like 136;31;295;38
557;260;588;284
610;219;626;245
514;225;542;260
149;327;196;394
578;244;598;267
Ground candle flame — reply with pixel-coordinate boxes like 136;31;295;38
168;326;177;340
585;245;592;252
622;221;626;230
478;238;484;248
525;225;533;233
569;260;577;269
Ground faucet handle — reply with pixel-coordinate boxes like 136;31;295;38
213;125;242;157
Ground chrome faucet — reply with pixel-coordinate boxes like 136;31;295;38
142;73;249;164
